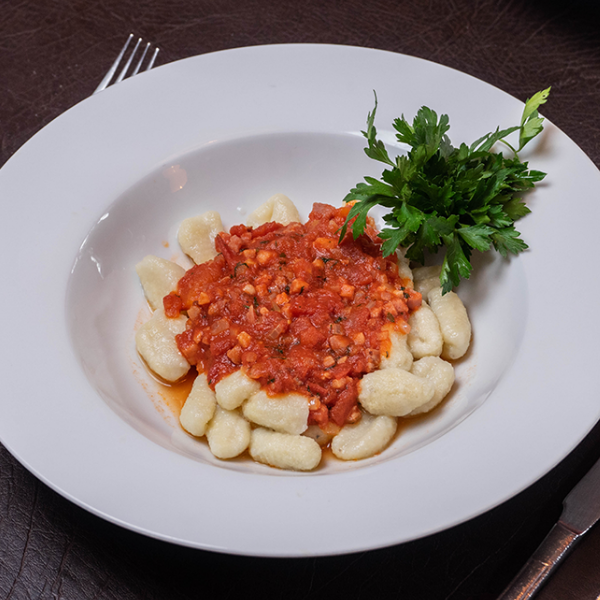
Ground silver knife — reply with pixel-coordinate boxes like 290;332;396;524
498;456;600;599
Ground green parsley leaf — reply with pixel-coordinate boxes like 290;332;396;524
441;233;473;294
491;226;529;257
363;92;395;167
502;197;531;221
519;87;551;151
458;224;494;252
471;126;520;153
341;89;549;292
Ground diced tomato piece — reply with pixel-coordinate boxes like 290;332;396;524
308;203;337;221
230;224;248;237
163;292;183;317
215;234;239;271
329;381;357;427
251;221;282;238
406;289;422;310
308;404;329;428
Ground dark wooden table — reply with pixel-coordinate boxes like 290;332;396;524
2;1;600;598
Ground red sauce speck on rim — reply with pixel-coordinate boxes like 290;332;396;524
164;203;422;430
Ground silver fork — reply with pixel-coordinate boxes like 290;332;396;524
94;34;159;94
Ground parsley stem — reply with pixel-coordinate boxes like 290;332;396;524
498;138;519;159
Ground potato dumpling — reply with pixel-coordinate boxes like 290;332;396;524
206;406;251;459
358;367;434;417
135;255;185;311
427;287;471;360
242;391;309;435
179;372;216;437
409;356;455;416
178;210;224;264
380;329;413;371
135;309;190;382
249;428;322;471
396;247;414;282
214;369;261;410
407;301;443;359
412;265;442;297
246;193;301;228
331;411;397;460
303;425;335;447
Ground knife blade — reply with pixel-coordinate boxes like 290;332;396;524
562;456;600;534
498;455;600;600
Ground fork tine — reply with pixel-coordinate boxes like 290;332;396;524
115;37;142;84
94;35;159;95
146;47;160;71
131;42;151;77
93;33;133;94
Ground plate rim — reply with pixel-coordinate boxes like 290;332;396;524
0;42;599;556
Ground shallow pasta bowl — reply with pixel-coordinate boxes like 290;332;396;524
0;44;599;556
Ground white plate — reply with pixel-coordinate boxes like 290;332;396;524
0;44;599;557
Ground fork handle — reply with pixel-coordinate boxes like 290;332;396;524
498;521;580;600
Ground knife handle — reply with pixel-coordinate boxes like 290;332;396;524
498;521;580;600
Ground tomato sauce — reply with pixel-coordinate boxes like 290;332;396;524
164;203;421;429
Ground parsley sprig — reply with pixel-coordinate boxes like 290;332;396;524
340;88;550;293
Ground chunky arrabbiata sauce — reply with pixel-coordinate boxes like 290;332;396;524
164;203;421;430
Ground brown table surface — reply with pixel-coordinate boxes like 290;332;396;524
2;1;600;598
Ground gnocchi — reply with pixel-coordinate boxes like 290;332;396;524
135;308;190;382
178;210;224;264
242;391;309;435
215;369;261;410
380;327;414;371
179;372;217;436
331;411;397;460
249;428;322;471
303;425;335;447
358;368;435;417
396;246;413;282
409;356;455;415
246;193;301;227
427;287;472;360
206;406;251;459
135;255;185;311
135;196;472;470
407;301;443;359
413;265;443;297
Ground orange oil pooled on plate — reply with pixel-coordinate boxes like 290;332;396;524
152;369;197;417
